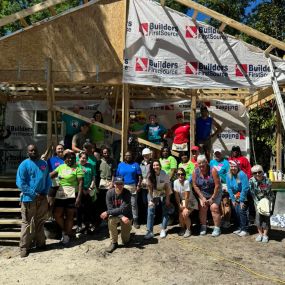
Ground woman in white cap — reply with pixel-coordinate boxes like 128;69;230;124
249;165;274;243
226;160;250;237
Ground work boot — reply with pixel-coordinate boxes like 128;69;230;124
105;242;118;253
133;219;140;229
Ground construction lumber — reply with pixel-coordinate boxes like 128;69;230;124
0;188;19;192
175;0;285;52
244;87;273;107
0;0;68;28
0;198;19;202
0;208;21;213
0;232;21;238
0;219;21;225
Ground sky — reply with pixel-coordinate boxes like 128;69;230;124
187;0;266;22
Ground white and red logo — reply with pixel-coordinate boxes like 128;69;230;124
185;26;198;38
235;64;248;77
135;58;149;72
185;62;198;74
139;23;149;35
239;130;246;140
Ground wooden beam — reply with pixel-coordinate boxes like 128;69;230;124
48;6;57;16
190;91;197;159
246;94;275;110
160;0;166;6
0;0;68;28
244;87;273;107
264;44;275;55
218;22;227;33
192;10;198;21
122;84;129;158
175;0;285;52
46;58;53;147
83;0;89;3
19;18;28;27
53;105;122;135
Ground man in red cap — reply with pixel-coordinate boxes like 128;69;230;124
170;112;190;152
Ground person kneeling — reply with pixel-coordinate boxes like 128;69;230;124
100;176;133;253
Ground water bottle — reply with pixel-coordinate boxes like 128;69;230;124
277;170;283;181
268;169;274;181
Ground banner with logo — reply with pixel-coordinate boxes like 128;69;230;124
131;99;249;156
123;0;285;88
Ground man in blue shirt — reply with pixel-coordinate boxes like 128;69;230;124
16;144;51;258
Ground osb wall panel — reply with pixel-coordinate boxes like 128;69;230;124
0;0;125;84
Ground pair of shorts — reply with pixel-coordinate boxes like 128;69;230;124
201;190;223;205
54;198;76;209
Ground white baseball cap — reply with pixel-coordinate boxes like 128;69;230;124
213;148;222;154
142;148;151;155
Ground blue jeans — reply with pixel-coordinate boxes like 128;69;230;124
233;202;249;231
146;197;169;232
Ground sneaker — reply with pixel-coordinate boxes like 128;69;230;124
238;231;249;237
255;234;263;242
178;228;185;236
160;229;167;239
105;242;118;253
20;249;29;258
61;234;70;244
262;235;269;243
183;229;191;238
211;227;221;237
144;231;154;240
233;229;241;235
200;225;207;236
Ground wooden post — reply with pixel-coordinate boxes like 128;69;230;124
276;109;282;171
121;84;130;160
46;58;53;148
190;90;197;159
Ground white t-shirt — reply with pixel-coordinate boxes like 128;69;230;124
149;170;171;198
173;179;198;210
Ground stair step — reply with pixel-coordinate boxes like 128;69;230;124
0;219;21;225
0;188;19;192
0;232;21;238
0;197;19;202
0;208;21;212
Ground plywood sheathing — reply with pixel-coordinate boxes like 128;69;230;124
0;0;124;85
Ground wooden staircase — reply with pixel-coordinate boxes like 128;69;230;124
0;186;21;239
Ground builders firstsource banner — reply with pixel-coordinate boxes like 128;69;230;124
123;0;285;88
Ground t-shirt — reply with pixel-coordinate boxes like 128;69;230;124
144;123;167;144
178;161;195;180
77;163;95;190
72;132;92;150
55;164;84;199
173;123;190;144
62;114;83;136
47;156;64;172
210;158;230;184
150;170;171;198
173;179;198;210
116;161;142;185
99;158;117;180
160;156;177;175
131;122;147;139
196;116;212;143
90;125;105;143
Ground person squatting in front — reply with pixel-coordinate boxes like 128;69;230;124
192;155;222;237
144;160;172;240
100;176;133;253
174;168;198;238
16;144;51;258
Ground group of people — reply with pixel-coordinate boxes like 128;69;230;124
16;137;274;257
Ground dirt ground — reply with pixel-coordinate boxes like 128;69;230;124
0;223;285;285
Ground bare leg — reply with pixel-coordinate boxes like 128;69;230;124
210;203;221;227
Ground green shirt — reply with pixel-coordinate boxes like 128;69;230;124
160;156;177;175
77;163;95;190
178;161;195;180
131;122;147;139
90;125;105;143
55;164;84;188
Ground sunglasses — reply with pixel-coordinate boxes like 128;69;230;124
177;173;185;176
252;171;263;175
